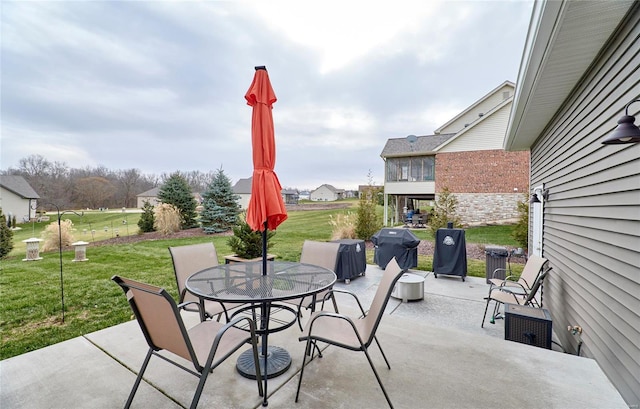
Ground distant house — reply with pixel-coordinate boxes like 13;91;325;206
135;187;202;209
343;190;358;199
358;185;383;199
232;178;253;209
281;189;299;205
309;184;344;202
234;177;299;208
136;187;160;208
505;1;639;405
0;175;39;223
298;190;310;201
380;81;529;226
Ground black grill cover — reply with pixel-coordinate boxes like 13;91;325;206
433;228;467;279
371;228;420;270
331;239;367;281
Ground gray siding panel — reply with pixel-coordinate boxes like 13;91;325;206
530;8;640;405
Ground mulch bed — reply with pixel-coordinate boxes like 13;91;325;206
90;227;501;261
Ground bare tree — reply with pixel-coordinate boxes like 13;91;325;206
116;168;141;208
3;155;192;210
74;177;116;209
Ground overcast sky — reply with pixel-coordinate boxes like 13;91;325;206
1;0;533;191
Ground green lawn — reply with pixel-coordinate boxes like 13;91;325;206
8;209;141;257
0;205;522;360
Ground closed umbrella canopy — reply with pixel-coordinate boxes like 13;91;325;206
245;66;288;233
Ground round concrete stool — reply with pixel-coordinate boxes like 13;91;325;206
391;272;425;302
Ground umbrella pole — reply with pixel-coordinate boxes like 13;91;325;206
262;221;268;276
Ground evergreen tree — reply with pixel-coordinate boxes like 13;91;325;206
157;172;198;229
355;171;382;240
429;187;462;233
0;208;15;259
200;168;241;234
137;200;156;233
227;213;275;259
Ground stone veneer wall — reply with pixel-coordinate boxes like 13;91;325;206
453;192;526;226
435;149;530;225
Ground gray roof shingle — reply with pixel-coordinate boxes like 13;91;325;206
0;175;40;198
380;133;456;157
233;177;253;194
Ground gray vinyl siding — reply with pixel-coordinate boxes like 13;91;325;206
440;103;512;152
530;7;640;406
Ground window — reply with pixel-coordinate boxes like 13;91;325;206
399;159;409;181
386;160;398;181
386;156;435;182
410;158;421;181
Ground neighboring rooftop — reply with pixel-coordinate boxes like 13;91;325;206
0;175;40;198
380;134;456;158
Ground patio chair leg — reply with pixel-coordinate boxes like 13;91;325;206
481;298;491;328
490;301;503;324
251;334;264;397
363;346;394;409
190;365;212;409
125;349;153;409
295;338;312;402
305;339;322;360
296;300;305;331
330;294;339;314
373;335;391;369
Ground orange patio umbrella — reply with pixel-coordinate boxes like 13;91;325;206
244;67;290;406
245;66;288;266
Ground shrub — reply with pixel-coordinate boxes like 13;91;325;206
154;203;181;235
429;187;462;233
41;219;75;252
137;200;156;233
200;168;241;233
329;212;355;240
512;195;529;249
157;172;198;229
227;213;275;259
0;209;14;259
355;173;382;240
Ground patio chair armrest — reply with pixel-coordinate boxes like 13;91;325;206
178;288;189;303
303;311;366;345
325;288;367;317
178;300;204;314
498;281;527;293
225;315;258;337
490;268;510;279
204;316;260;372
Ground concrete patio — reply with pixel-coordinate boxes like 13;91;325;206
1;265;628;409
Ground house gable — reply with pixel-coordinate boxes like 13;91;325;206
0;175;40;199
310;184;341;201
0;176;39;222
435;81;514;135
437;99;513;152
232;178;253;194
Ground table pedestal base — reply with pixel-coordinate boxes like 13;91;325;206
236;345;291;379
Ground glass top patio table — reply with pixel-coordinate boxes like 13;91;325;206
186;260;336;407
186;260;336;304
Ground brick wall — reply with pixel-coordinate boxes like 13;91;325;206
436;150;529;193
435;150;530;224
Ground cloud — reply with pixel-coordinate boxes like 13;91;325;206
0;0;534;190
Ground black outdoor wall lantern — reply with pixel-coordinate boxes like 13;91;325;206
602;98;640;144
